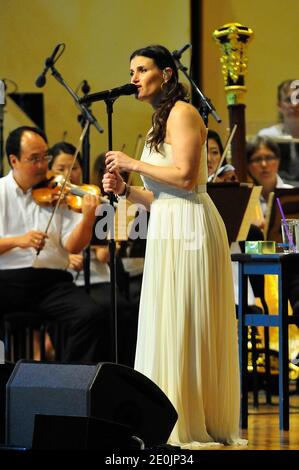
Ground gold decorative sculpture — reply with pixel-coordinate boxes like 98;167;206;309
213;23;253;105
212;22;253;181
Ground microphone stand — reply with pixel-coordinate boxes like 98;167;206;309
173;57;221;127
78;80;92;293
105;97;118;364
48;64;104;135
47;66;104;295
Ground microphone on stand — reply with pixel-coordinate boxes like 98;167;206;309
35;43;64;88
171;43;192;60
81;80;90;96
79;83;137;105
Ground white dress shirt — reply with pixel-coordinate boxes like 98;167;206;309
0;171;82;270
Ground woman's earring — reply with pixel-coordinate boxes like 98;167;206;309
161;81;167;90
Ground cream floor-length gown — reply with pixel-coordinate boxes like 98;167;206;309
134;141;246;449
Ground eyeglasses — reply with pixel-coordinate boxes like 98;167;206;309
249;155;279;165
22;155;53;165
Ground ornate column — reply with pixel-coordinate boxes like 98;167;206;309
213;23;253;182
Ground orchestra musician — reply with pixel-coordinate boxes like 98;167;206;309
207;129;238;182
246;135;293;230
49;141;86;273
48;142;139;366
258;79;299;184
0;126;108;363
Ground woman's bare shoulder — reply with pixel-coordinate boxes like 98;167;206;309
170;100;204;122
168;101;206;138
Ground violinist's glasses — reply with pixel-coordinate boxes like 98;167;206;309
23;155;53;165
249;155;279;165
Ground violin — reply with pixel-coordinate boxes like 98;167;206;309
32;171;103;212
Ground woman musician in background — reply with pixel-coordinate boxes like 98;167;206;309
207;129;238;183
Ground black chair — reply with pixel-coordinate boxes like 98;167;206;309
3;312;62;362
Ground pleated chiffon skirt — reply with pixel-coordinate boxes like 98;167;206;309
134;192;246;448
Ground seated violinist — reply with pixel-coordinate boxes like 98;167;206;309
49;143;139;366
48;141;86;272
0;126;109;363
207;129;238;182
49;141;83;186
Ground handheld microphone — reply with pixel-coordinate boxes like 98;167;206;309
35;43;64;88
79;83;137;104
171;43;192;60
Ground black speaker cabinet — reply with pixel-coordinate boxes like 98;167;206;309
6;361;177;449
32;415;138;450
0;362;15;444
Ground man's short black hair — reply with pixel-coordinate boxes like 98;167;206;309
5;126;48;167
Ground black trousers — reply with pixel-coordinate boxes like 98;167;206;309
0;268;109;363
84;281;140;367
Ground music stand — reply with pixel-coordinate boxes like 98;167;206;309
207;182;262;244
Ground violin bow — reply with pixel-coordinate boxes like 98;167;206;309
36;121;90;256
211;124;237;183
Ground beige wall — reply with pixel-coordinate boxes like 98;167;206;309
0;0;190;177
3;0;297;175
202;0;299;142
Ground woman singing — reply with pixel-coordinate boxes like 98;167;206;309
103;45;246;449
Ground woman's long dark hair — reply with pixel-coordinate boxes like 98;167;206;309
130;45;189;152
207;129;224;155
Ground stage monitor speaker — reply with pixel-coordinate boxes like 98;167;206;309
6;361;177;449
0;362;15;444
32;415;139;450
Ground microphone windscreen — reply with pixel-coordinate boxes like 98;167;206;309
35;74;46;88
121;83;138;95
